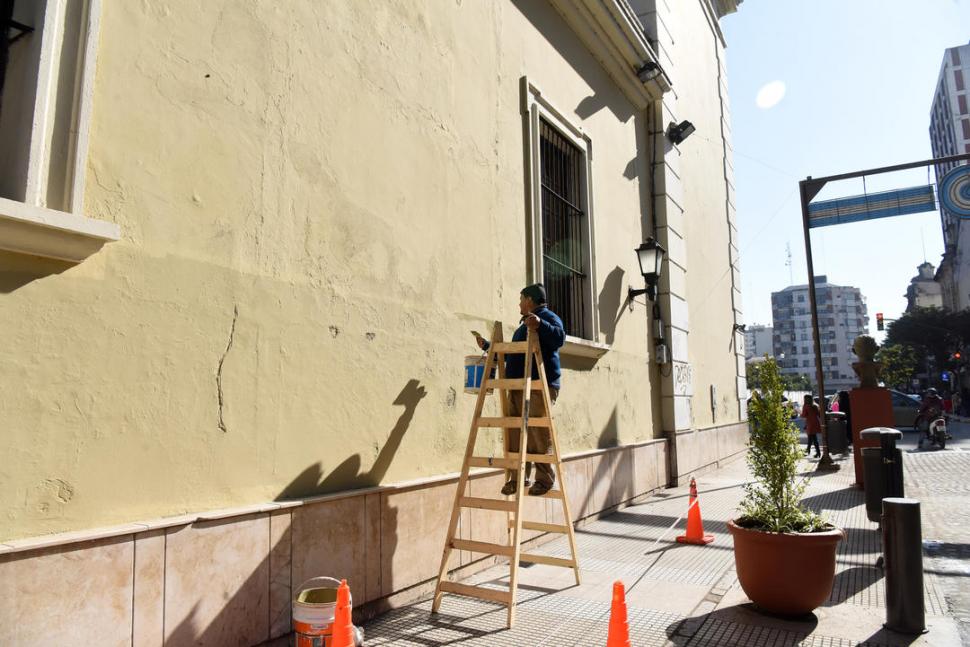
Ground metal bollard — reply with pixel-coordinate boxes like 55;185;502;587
882;498;926;634
861;448;884;523
880;432;904;499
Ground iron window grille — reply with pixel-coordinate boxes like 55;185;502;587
539;118;587;338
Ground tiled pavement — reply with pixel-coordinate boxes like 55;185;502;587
360;446;966;646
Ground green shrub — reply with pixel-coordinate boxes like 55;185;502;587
738;358;828;533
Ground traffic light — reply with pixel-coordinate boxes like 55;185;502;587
955;351;962;361
876;312;884;331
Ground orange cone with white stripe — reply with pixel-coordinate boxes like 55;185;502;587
676;478;714;545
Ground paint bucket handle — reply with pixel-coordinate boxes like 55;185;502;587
293;576;352;605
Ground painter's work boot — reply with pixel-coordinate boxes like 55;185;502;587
501;479;529;496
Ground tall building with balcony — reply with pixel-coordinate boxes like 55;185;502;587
771;276;869;393
930;42;970;311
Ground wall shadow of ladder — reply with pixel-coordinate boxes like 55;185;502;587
431;323;581;628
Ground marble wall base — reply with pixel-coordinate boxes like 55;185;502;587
0;433;741;646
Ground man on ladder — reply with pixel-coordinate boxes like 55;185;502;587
476;283;565;497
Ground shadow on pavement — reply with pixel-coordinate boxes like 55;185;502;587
665;604;819;646
801;486;865;511
825;565;883;605
858;626;924;647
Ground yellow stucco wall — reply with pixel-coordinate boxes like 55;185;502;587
674;3;743;429
0;1;678;541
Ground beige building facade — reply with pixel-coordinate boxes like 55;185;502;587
0;1;745;644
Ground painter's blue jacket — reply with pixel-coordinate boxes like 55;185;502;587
486;306;566;389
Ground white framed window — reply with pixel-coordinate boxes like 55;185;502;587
1;0;101;213
0;0;116;263
522;78;599;342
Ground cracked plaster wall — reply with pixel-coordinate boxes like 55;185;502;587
0;0;742;542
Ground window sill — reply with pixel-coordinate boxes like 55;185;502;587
0;197;120;263
562;336;610;359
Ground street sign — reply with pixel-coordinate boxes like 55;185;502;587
941;371;950;382
807;185;937;229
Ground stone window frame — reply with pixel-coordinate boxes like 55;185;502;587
521;76;604;353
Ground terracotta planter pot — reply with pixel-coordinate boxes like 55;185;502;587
728;519;844;616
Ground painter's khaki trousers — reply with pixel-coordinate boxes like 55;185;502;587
507;388;558;487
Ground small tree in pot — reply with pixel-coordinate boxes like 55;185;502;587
729;358;844;616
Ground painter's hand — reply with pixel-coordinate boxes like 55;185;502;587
525;313;540;331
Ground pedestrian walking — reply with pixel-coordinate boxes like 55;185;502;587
477;283;565;496
802;394;821;458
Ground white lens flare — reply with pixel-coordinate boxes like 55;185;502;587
756;81;786;109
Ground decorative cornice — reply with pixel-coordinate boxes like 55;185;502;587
548;0;670;110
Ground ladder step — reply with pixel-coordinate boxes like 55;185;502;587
468;456;517;469
510;520;571;533
520;553;577;568
490;342;529;353
459;496;517;512
451;538;514;556
439;580;513;604
530;488;564;499
477;417;551;428
506;452;558;465
485;378;542;391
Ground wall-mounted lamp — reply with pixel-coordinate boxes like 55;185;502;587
629;237;666;302
635;61;662;83
733;323;747;333
629;238;670;365
666;120;696;145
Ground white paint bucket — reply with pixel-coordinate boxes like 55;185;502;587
293;577;356;647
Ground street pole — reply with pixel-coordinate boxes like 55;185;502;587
799;178;839;471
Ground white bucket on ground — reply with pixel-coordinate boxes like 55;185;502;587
293;577;359;647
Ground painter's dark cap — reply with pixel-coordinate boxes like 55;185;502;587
521;283;547;304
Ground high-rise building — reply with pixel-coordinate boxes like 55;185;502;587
744;324;773;360
771;276;869;393
930;43;970;311
905;262;944;311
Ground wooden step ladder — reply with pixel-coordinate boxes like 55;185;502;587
431;323;581;628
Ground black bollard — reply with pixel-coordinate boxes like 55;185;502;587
880;432;904;499
861;448;884;523
882;497;926;634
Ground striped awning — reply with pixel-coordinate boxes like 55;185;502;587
807;185;937;228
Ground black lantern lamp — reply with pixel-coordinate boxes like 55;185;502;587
629;237;666;301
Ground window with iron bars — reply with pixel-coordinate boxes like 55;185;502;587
539;118;588;338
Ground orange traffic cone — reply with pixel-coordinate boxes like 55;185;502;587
606;581;631;647
331;579;355;647
676;477;714;545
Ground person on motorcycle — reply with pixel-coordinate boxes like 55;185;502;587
919;388;944;418
917;388;945;444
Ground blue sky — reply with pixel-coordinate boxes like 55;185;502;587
721;0;970;341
